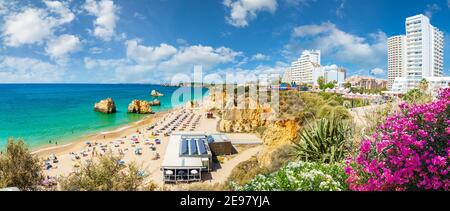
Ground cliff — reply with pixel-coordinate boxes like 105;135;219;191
94;98;116;114
127;100;152;114
218;97;274;133
257;119;299;167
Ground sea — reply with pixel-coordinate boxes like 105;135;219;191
0;84;207;149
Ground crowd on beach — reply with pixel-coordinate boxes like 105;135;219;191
39;107;205;187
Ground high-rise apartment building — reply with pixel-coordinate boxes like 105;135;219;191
387;35;406;89
289;50;321;84
388;14;445;92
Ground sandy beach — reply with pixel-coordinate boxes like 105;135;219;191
36;98;263;188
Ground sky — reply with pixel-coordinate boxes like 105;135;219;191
0;0;450;83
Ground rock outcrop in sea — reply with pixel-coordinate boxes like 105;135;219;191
151;90;164;97
94;98;116;114
149;99;161;106
127;100;152;114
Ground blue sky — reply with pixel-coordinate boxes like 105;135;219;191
0;0;449;83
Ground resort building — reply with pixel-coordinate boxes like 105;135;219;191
387;14;445;93
346;76;387;90
161;132;233;183
312;66;347;87
281;68;292;84
388;35;407;89
289;50;321;84
391;77;450;95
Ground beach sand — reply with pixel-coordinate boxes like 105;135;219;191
36;101;263;188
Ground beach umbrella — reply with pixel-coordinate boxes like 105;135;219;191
165;170;174;175
190;170;199;175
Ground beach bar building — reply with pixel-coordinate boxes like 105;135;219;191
161;132;212;183
207;134;234;155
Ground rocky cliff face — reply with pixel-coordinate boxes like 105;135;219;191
218;97;274;133
257;119;299;167
94;98;116;114
127;100;152;114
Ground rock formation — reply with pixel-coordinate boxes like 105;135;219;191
218;97;275;133
94;98;116;114
149;99;161;106
127;100;152;114
151;90;164;97
257;119;299;167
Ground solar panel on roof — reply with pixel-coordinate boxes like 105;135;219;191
198;140;207;155
189;139;198;155
180;139;189;155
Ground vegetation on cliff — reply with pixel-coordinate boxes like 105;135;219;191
0;139;44;191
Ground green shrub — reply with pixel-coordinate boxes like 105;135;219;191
403;88;432;105
0;139;43;191
59;154;151;191
293;118;353;164
233;161;348;191
265;144;296;172
227;157;268;186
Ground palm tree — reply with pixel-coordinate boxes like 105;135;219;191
419;78;429;92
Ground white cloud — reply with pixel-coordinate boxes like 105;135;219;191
158;45;242;72
83;0;118;41
176;38;188;46
46;34;81;59
3;9;53;47
223;0;277;27
0;56;63;82
44;0;75;24
284;0;314;6
370;68;384;75
125;40;177;66
133;12;145;20
251;53;270;61
211;61;288;84
287;22;387;68
424;3;440;19
84;57;127;70
2;1;75;47
85;41;243;83
335;0;346;18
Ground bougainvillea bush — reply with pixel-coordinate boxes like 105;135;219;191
346;88;450;191
232;161;348;191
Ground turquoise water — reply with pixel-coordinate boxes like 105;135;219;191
0;84;207;149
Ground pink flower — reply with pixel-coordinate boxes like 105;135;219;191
346;88;450;191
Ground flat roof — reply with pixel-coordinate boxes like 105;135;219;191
208;134;230;143
161;134;208;169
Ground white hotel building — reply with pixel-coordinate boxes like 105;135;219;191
388;14;448;94
282;50;346;86
387;35;406;89
283;50;321;84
